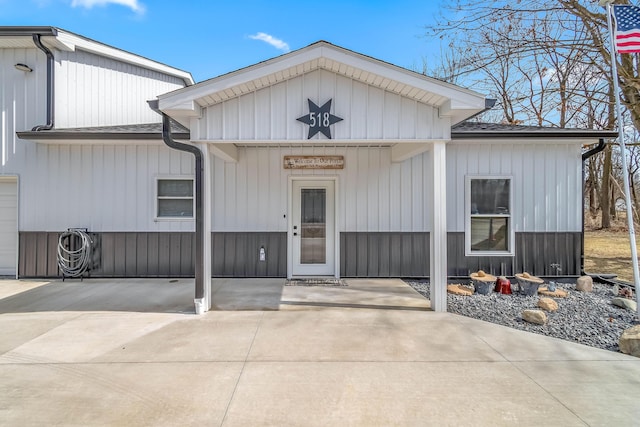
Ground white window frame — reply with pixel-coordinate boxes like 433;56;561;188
155;176;195;221
465;175;514;257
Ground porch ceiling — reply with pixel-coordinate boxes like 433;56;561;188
194;56;449;109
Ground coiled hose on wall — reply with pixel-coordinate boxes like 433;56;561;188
57;229;92;278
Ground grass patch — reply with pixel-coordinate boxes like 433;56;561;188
584;230;640;282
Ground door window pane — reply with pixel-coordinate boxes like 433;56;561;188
301;189;326;264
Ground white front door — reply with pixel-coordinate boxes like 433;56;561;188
291;179;335;276
0;177;18;277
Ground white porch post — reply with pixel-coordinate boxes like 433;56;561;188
429;141;448;312
197;142;212;311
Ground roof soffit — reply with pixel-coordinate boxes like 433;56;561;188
158;42;486;117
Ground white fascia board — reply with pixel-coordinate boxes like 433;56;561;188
50;30;194;85
158;42;485;112
438;99;487;125
161;100;202;122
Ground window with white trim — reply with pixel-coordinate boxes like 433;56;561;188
156;178;194;219
466;177;513;255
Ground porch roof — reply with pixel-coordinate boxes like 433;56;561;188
157;41;487;126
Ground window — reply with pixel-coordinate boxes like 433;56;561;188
466;177;513;255
156;178;194;219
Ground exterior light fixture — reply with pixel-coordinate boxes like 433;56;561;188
14;63;33;72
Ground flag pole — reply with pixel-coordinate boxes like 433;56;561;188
603;0;640;318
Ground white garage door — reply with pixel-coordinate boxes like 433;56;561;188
0;177;18;277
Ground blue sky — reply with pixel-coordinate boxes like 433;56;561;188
0;0;443;82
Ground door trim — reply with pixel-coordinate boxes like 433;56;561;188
287;176;339;279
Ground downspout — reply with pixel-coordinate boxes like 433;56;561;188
161;113;205;312
31;34;55;131
581;138;607;275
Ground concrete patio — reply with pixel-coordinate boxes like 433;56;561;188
1;278;639;426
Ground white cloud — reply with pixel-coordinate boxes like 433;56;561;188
249;32;290;52
71;0;145;14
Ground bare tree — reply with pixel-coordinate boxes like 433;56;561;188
425;0;636;228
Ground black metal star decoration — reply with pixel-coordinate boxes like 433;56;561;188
296;99;343;139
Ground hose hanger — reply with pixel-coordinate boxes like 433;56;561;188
57;228;93;280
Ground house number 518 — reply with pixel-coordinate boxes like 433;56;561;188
309;112;330;127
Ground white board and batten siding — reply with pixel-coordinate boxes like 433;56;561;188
0;176;18;276
197;69;448;141
210;146;432;233
19;143;194;232
446;141;583;233
55;49;186;128
0;48;48;173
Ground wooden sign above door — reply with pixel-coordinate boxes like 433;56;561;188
283;156;344;169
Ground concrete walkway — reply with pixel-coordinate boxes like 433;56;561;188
1;278;639;426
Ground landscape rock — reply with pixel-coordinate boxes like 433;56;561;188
538;297;558;312
611;297;638;312
447;284;473;296
522;309;547;325
576;276;593;292
538;287;568;298
409;281;638;353
619;325;640;357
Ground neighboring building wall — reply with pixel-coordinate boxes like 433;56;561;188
0;48;48;173
1;45;186;176
55;49;186;128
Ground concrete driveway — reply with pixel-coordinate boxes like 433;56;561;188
1;278;640;426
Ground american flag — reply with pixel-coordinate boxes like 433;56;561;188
613;5;640;54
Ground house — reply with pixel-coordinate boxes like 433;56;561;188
0;28;616;313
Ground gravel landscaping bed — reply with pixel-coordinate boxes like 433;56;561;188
407;280;639;352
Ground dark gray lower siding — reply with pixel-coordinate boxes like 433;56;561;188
18;231;286;278
18;231;582;279
211;232;286;277
19;231;197;278
340;232;430;277
447;232;582;277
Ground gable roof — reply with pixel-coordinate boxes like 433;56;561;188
0;26;194;85
158;41;487;126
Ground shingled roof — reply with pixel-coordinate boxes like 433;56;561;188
18;120;617;142
452;121;618;139
17;121;189;141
